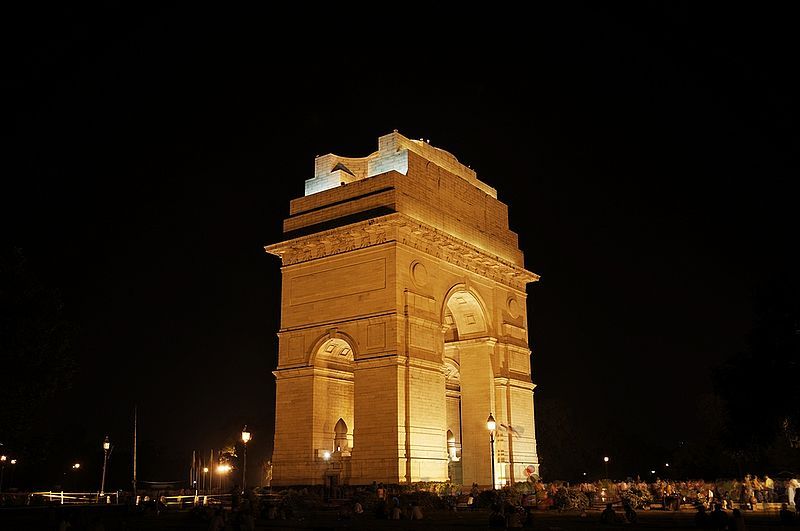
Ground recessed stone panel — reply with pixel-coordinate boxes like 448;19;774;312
367;322;386;349
289;258;386;306
287;335;305;364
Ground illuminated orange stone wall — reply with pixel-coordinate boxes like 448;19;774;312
266;132;540;487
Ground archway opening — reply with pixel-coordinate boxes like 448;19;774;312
312;337;355;463
334;418;349;453
442;288;494;488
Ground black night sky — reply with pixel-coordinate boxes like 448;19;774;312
2;4;797;489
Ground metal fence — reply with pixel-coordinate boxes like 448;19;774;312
27;491;121;505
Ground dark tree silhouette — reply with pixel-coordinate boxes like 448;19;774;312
0;248;74;453
714;274;800;473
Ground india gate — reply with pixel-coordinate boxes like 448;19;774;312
265;132;540;488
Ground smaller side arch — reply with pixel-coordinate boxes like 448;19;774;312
334;418;349;453
308;330;359;367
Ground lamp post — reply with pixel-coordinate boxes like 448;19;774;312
603;456;609;479
70;463;81;491
8;459;16;490
100;435;111;500
203;467;209;492
0;455;6;493
241;426;251;492
322;450;331;499
487;413;496;489
216;464;230;492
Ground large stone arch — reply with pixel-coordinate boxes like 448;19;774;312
268;132;540;487
440;285;500;487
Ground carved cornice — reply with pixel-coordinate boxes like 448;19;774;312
265;216;394;266
265;213;539;290
396;217;539;290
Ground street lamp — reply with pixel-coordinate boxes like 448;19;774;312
321;450;332;499
216;464;231;491
99;435;111;500
487;413;496;489
0;455;6;493
241;426;252;492
203;467;209;492
0;457;17;492
603;456;609;479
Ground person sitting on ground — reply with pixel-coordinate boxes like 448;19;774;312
779;503;795;525
694;505;708;528
374;499;388;519
505;502;523;528
208;508;225;531
410;501;424;520
390;498;402;520
488;503;505;528
239;509;256;531
524;506;536;527
623;500;638;524
729;508;746;531
709;503;728;531
600;503;618;524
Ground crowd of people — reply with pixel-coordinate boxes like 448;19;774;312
6;475;800;529
573;474;798;510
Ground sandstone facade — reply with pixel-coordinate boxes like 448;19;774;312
266;132;540;487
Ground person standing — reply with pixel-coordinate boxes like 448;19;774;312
742;475;754;510
752;476;762;505
763;475;774;503
787;477;800;508
586;482;596;508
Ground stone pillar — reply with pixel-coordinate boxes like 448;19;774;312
272;369;318;485
458;338;497;488
350;358;402;484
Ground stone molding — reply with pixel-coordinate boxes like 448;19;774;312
265;213;539;290
273;366;355;381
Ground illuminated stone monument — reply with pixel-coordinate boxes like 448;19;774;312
266;132;540;487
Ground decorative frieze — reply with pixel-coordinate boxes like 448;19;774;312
266;213;538;290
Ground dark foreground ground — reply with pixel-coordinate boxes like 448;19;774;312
0;506;795;531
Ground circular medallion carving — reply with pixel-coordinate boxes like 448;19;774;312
411;261;428;287
507;297;521;318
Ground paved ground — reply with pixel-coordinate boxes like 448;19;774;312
0;505;793;530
